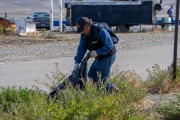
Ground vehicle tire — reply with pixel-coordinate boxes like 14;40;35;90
116;25;129;33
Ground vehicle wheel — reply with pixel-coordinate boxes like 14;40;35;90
116;25;129;33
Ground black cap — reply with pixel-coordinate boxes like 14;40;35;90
76;17;89;33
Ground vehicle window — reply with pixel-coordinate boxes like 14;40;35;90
33;12;50;17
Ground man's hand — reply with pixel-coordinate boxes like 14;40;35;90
73;63;79;71
90;50;97;58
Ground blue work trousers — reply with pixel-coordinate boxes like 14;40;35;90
170;16;174;24
88;53;116;82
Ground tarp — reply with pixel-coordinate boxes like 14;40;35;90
15;19;36;35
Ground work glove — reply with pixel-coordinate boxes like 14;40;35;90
90;50;97;58
105;83;119;94
73;63;79;71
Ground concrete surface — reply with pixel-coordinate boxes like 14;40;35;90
0;43;178;91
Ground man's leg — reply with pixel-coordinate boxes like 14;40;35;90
96;54;116;82
88;60;99;82
96;54;118;93
88;54;117;92
171;16;174;24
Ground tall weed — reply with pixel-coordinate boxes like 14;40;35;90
144;64;176;93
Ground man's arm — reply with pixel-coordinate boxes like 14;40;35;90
96;28;114;56
74;34;87;64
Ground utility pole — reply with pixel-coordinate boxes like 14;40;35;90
173;0;180;80
59;0;62;32
50;0;54;31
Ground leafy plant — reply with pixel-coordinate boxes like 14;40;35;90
4;26;14;35
156;95;180;120
175;60;180;83
0;25;4;34
0;66;148;120
0;86;44;111
144;64;176;93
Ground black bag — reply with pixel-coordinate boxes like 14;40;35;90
96;22;119;44
47;53;90;100
167;9;170;14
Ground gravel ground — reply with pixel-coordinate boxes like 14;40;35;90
0;31;179;80
0;31;177;62
0;30;179;87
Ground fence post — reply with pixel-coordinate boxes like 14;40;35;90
173;0;180;80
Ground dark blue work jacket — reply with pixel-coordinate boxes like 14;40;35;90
74;23;115;63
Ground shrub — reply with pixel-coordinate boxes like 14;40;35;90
144;64;176;93
0;86;44;111
176;59;180;80
0;86;47;120
156;95;180;120
0;25;3;34
0;80;147;120
0;65;149;119
4;26;14;35
17;66;147;120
